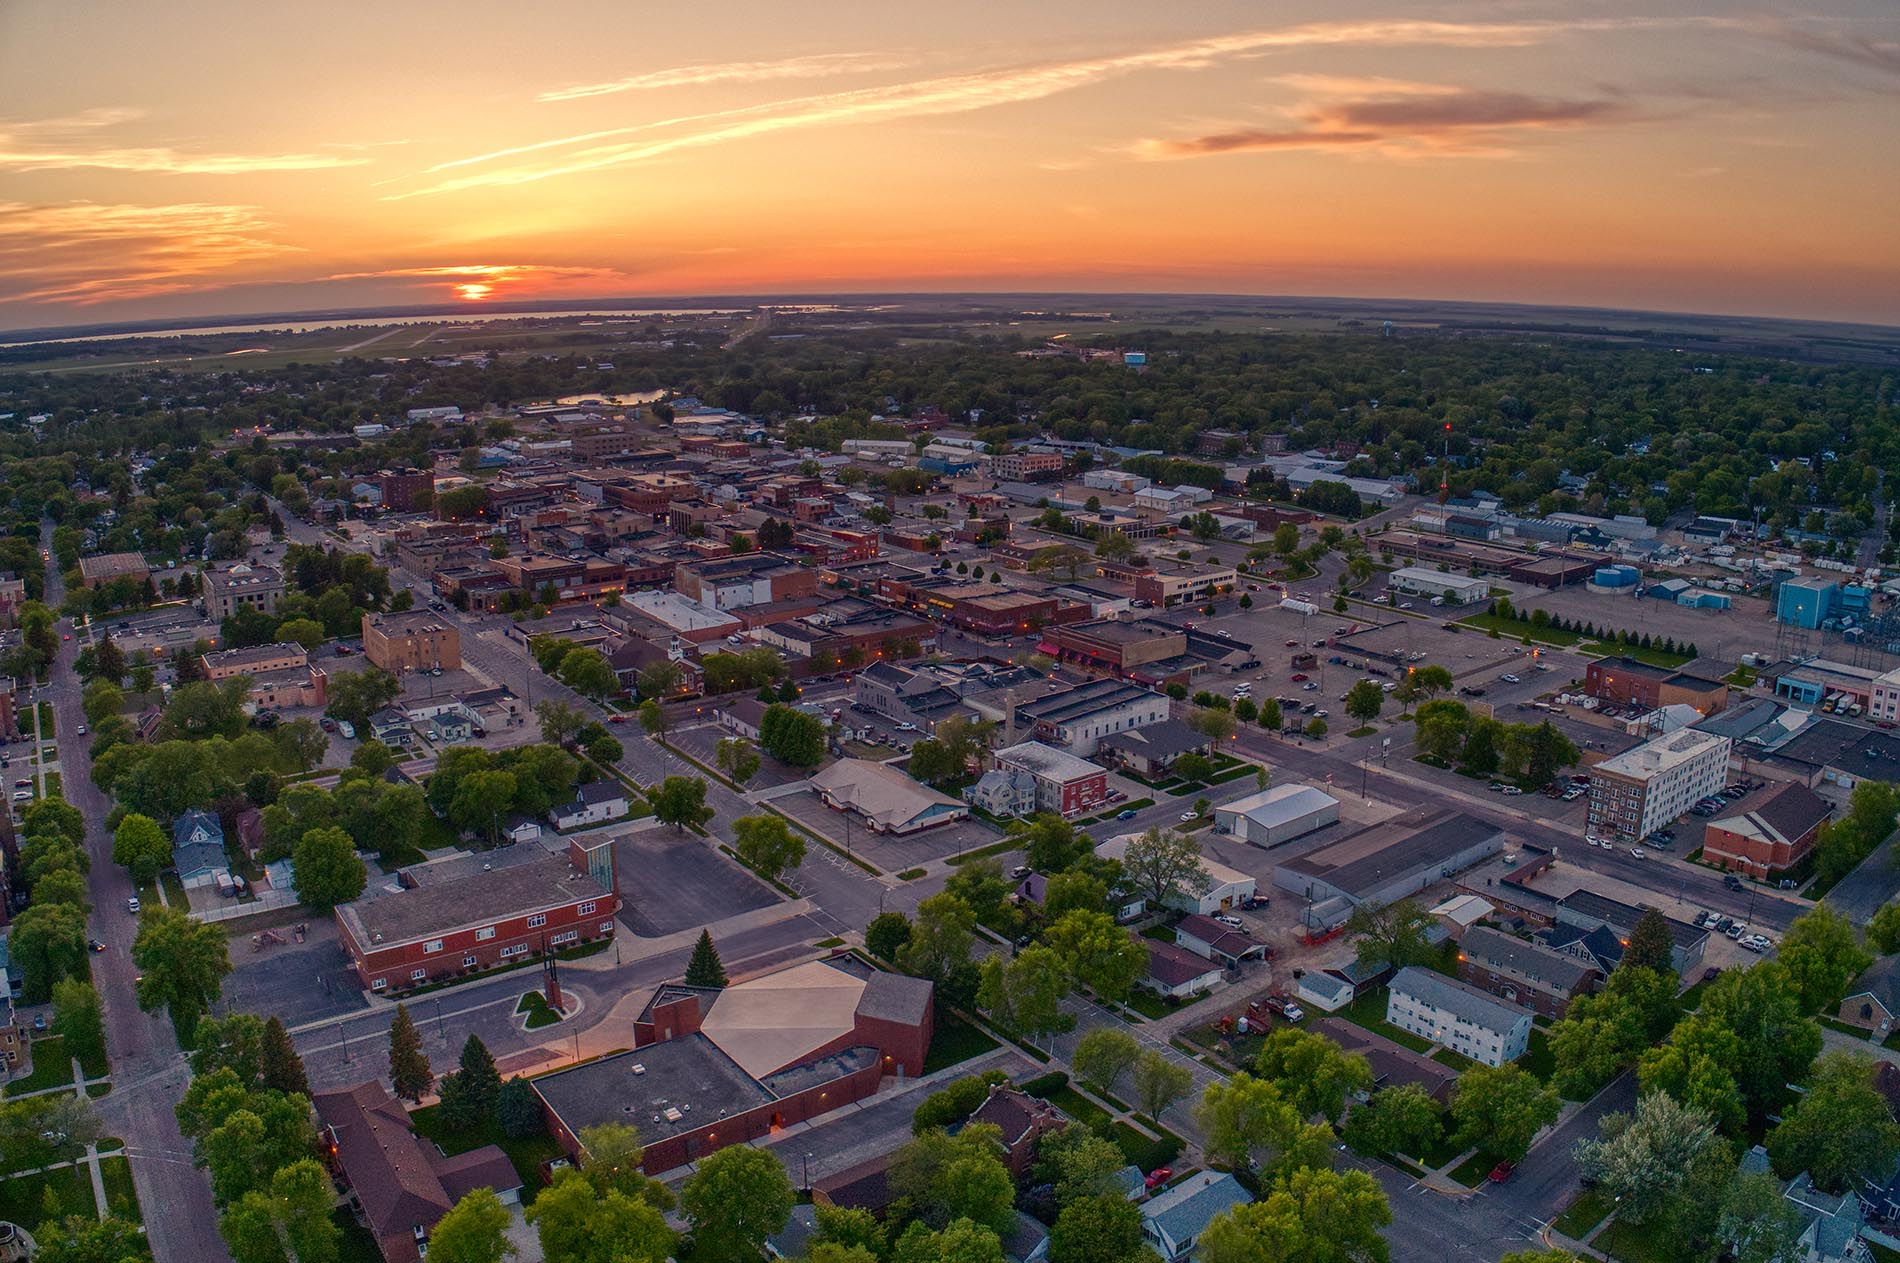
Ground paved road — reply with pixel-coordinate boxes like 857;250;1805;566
43;534;231;1263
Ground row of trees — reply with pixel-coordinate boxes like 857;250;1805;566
426;742;585;842
1412;700;1580;783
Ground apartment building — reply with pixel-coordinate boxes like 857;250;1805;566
1130;559;1238;609
1386;966;1533;1067
376;468;435;512
362;610;462;672
1587;728;1732;843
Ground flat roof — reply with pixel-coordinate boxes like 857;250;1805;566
1593;727;1729;780
338;849;609;950
534;1036;775;1137
1280;809;1502;897
996;740;1103;784
1557;889;1705;948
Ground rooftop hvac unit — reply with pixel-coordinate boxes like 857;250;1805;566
631;1063;646;1075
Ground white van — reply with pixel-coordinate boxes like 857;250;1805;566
336;720;357;740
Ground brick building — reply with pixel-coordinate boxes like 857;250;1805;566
988;450;1064;482
202;641;308;681
201;563;285;620
377;468;435;513
362;610;462;672
77;551;150;589
1454;926;1599;1018
536;958;932;1174
1584;657;1728;715
1701;781;1833;879
334;839;616;992
993;740;1110;818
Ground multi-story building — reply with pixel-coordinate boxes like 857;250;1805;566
202;642;308;680
992;740;1109;818
1454;927;1599;1019
201;562;286;620
376;468;435;513
604;473;696;515
1040;619;1192;685
1386;966;1532;1067
1584;657;1728;715
1013;678;1169;757
335;839;616;992
1868;666;1900;723
1701;782;1833;879
1131;559;1238;609
988;450;1064;482
1587;728;1732;843
77;551;150;589
674;554;818;611
362;610;462;672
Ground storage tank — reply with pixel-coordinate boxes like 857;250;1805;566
1593;564;1639;588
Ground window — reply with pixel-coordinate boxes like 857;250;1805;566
423;939;443;954
527;913;547;928
552;930;578;945
462;954;478;967
370;978;387;991
577;901;596;916
500;944;529;958
600;921;615;934
475;927;496;941
410;968;427;981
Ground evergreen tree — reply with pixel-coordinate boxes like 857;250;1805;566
388;1004;434;1102
685;931;728;988
259;1015;309;1097
453;1035;502;1126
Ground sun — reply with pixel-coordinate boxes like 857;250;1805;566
456;282;494;301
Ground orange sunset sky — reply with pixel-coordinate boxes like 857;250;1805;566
2;1;1898;329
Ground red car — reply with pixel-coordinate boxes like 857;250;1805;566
1144;1167;1174;1189
1488;1161;1517;1184
1284;640;1298;647
1290;673;1309;682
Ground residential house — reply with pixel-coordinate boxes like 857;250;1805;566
171;809;229;890
1173;914;1267;967
1839;957;1900;1035
965;1084;1068;1177
991;741;1109;819
1096;718;1214;777
1143;941;1223;1000
1455;927;1600;1018
1141;1171;1251;1261
549;782;630;831
965;766;1038;819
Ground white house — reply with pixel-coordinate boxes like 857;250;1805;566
549;781;630;831
1095;833;1255;915
1142;1171;1251;1260
1386;966;1533;1067
1297;971;1355;1013
1143;941;1224;1000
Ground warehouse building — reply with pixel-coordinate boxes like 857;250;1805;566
1386;568;1490;605
1214;784;1341;848
1273;809;1505;907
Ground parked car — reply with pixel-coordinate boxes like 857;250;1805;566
88;939;104;953
1010;865;1032;879
1500;673;1520;684
1144;1167;1174;1190
1116;809;1138;820
1630;847;1646;860
126;897;140;915
1214;914;1245;929
1488;1161;1518;1184
1178;810;1198;822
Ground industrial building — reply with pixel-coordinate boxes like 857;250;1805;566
1386;567;1489;604
1272;809;1506;907
1586;728;1732;843
1213;784;1341;847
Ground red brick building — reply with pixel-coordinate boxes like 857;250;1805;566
377;468;435;513
1584;657;1729;714
1701;781;1833;878
334;838;617;992
994;740;1110;818
536;959;932;1174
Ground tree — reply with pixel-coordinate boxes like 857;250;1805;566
900;894;977;989
325;666;401;728
576;1122;670;1207
759;704;826;767
388;1004;434;1101
1342;1083;1442;1159
536;700;587;746
1718;1171;1806;1263
977;946;1073;1043
1196;1074;1331;1179
109;812;172;885
1638;1012;1749;1135
1043;911;1145;1002
912;1071;1010;1135
1450;1064;1560;1163
1191;706;1238;743
1011;813;1084;874
32;1216;151;1263
1548;986;1651;1100
1036;1126;1130;1205
529;1169;674;1263
1197;1167;1391;1263
1696;962;1823;1117
1254;1027;1372;1122
679;1143;795;1262
1869;900;1900;955
648;775;711;831
50;979;105;1070
1574;1091;1720;1226
716;737;762;786
1776;903;1871;1013
498;1076;543;1140
1767;1051;1900;1191
1119;828;1208;911
866;911;912;963
1072;1027;1141;1099
1346;900;1436;974
291;825;367;911
1050;1194;1154;1263
636;661;683;701
428;1187;516;1263
23;798;86;848
557;648;618;700
732;814;805;882
1132;1049;1193;1122
890;1219;1004;1263
442;1035;502;1131
635;699;668;740
1623;908;1677;975
1412;699;1471;764
132;906;232;1045
1344;680;1384;724
685;930;728;988
259;1016;308;1098
350;739;395;776
1044;870;1108;921
889;1125;1016;1234
1460;716;1500;775
1305;717;1328;738
1260;698;1282;731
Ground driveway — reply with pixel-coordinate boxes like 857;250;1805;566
614;829;780;938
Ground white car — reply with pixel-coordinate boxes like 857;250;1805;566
1630;847;1646;860
1214;914;1245;929
1500;673;1520;684
895;722;918;732
1178;810;1199;822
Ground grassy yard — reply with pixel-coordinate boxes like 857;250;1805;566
1445;1152;1493;1187
922;1007;999;1075
5;1036;74;1096
1520;1028;1556;1084
1109;1121;1182;1172
1453;613;1693;667
99;1153;139;1221
1337;988;1438;1055
408;1105;564;1207
516;991;565;1029
0;1161;93;1227
1123;990;1176;1021
1552;1187;1614;1240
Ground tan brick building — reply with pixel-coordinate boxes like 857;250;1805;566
362;610;461;672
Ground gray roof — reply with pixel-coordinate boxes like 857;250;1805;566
1016;678;1161;727
1390;965;1532;1035
1847;956;1900;1017
1217;783;1341;827
1459;927;1598;993
1097;717;1212;761
1302;972;1354;1002
1143;1171;1250;1246
1558;890;1706;949
855;970;934;1026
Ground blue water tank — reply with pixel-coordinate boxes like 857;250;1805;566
1594;565;1638;588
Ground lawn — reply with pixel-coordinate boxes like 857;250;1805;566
408;1105;564;1207
1347;726;1377;739
515;991;565;1029
1445;1152;1493;1187
1109;1121;1182;1172
1453;613;1692;667
922;1007;999;1074
0;1162;92;1227
99;1153;139;1222
1123;990;1176;1021
1552;1187;1613;1240
5;1035;74;1096
1034;1084;1114;1132
1520;1029;1558;1085
1431;1048;1478;1072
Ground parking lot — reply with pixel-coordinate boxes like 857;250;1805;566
666;721;810;790
769;787;1009;872
613;829;781;937
215;922;369;1026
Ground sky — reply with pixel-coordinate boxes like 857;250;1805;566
2;0;1898;330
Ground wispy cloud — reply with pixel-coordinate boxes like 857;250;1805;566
1139;84;1624;161
0;109;369;175
1749;21;1900;79
538;51;915;102
392;17;1666;197
0;201;298;304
